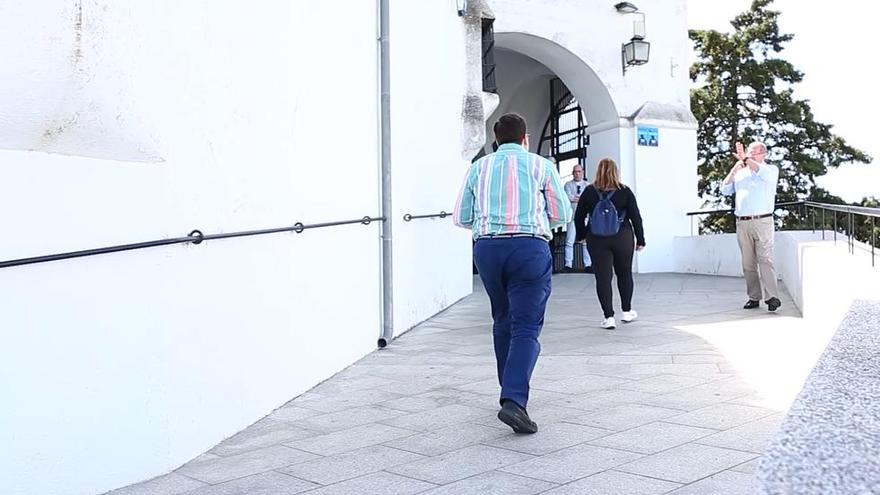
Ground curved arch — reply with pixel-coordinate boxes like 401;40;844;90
494;32;619;129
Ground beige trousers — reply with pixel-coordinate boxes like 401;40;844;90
736;216;778;301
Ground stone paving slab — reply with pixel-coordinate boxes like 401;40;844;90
419;471;557;495
177;471;318;495
498;443;644;484
541;470;681;495
285;423;417;456
615;443;758;484
106;473;207;495
208;419;317;457
666;469;758;495
176;446;318;485
109;273;807;495
588;421;717;454
695;414;785;454
387;444;535;485
289;472;435;495
278;444;425;485
383;423;508;456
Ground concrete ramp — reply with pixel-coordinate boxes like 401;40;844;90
758;300;880;494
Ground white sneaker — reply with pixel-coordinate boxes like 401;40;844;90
621;310;638;323
600;317;616;329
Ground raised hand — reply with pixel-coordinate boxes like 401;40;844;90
733;141;746;161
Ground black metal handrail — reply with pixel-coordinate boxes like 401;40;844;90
0;216;384;269
686;201;804;237
804;201;880;218
685;201;803;217
403;211;451;221
686;200;879;267
804;201;878;266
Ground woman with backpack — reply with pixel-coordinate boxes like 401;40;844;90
574;158;645;329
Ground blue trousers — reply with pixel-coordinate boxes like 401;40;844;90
473;237;552;409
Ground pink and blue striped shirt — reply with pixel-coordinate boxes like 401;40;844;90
453;143;572;241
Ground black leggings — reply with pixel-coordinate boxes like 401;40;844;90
586;227;635;318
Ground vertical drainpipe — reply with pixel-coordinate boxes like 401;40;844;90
377;0;393;348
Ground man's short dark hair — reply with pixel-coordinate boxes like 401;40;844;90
493;113;527;145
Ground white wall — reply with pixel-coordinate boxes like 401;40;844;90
0;1;699;492
0;0;160;162
485;48;553;155
674;233;746;277
0;1;473;494
633;125;698;272
674;231;809;278
586;128;622;180
489;0;697;272
775;232;880;323
493;31;618;133
389;1;475;335
491;0;692;123
674;232;880;324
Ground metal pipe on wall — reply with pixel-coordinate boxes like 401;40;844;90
378;0;393;348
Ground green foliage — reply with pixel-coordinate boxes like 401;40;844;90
854;197;879;248
689;0;871;233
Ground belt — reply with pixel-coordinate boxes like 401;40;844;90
476;233;542;240
737;213;773;221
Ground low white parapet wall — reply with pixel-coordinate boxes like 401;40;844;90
674;230;880;324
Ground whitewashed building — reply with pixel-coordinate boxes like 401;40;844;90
0;1;696;494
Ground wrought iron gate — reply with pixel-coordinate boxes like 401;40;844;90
538;78;591;273
538;77;589;165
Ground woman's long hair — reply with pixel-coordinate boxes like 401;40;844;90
593;158;622;191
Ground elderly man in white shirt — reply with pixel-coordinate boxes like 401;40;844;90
721;141;781;311
562;164;592;273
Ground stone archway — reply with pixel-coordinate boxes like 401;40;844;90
486;32;624;181
494;32;618;130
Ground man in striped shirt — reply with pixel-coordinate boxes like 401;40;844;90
453;113;572;434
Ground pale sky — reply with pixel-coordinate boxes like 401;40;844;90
687;0;879;203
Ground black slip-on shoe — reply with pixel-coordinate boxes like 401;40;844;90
766;297;781;312
497;401;538;434
743;300;760;309
583;265;595;274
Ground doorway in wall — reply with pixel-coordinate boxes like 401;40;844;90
477;34;612;274
538;77;590;272
538;77;589;171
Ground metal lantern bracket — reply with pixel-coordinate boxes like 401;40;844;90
616;3;650;75
622;38;650;74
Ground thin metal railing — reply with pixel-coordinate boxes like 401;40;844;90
686;200;879;267
804;201;879;266
403;210;451;221
0;216;384;269
686;201;803;236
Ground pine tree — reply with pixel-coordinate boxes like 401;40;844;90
689;0;871;233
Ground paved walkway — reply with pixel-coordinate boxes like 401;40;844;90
111;273;804;495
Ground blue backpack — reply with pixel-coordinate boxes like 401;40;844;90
589;190;626;237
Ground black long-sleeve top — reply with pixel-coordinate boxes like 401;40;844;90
574;185;645;246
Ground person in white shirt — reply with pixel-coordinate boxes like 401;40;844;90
563;164;592;273
721;141;781;311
